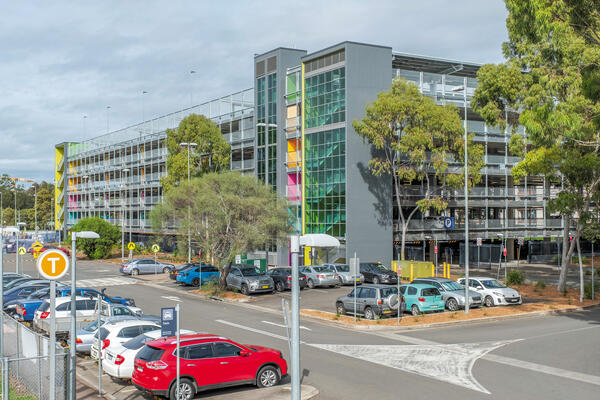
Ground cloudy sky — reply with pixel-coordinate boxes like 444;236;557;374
1;1;509;183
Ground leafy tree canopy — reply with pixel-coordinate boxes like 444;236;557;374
152;171;291;287
161;114;231;192
70;217;121;259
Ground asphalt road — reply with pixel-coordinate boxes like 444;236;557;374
6;255;600;399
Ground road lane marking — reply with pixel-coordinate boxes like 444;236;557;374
161;296;181;302
310;341;517;394
62;277;137;287
483;354;600;387
262;320;311;331
215;319;300;342
522;325;600;341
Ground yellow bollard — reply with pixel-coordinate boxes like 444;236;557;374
410;264;414;282
431;264;434;277
444;262;448;278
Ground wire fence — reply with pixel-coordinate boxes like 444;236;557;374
0;314;68;400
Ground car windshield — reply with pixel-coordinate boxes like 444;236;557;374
380;287;398;297
481;279;507;289
333;265;349;272
441;281;464;291
313;266;331;272
369;264;389;271
422;288;441;296
83;321;99;332
240;267;261;276
123;334;152;350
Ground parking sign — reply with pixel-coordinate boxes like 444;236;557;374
161;307;177;337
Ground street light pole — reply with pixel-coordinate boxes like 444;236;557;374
461;81;470;314
34;185;37;237
290;236;300;400
121;169;129;262
180;143;197;264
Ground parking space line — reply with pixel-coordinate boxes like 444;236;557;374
216;319;301;342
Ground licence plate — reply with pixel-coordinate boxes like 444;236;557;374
431;305;438;308
356;279;360;282
262;285;269;289
136;366;143;372
383;310;391;314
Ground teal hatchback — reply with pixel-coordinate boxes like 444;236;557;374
400;283;445;316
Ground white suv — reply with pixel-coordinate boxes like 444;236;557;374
34;296;97;325
90;320;160;360
103;329;196;379
457;277;522;307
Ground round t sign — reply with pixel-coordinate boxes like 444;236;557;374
36;249;70;280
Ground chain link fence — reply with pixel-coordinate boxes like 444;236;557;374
0;313;68;400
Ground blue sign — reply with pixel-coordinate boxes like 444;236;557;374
443;217;455;230
161;307;177;337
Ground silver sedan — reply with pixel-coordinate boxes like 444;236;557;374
299;266;340;289
323;263;364;286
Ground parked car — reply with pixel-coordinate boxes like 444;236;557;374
457;277;522;307
335;284;401;319
400;283;446;316
103;329;196;379
90;319;161;360
2;273;28;286
3;282;65;311
176;264;220;286
169;264;196;281
75;315;162;354
11;287;52;319
120;258;175;276
411;277;482;310
359;262;398;285
299;265;339;289
28;244;70;256
267;268;307;292
226;264;274;295
4;277;45;290
132;334;287;399
323;263;364;286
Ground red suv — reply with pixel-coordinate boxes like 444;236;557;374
132;334;288;400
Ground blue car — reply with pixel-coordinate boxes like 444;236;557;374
176;264;220;286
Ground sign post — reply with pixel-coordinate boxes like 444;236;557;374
0;231;3;357
36;249;69;400
176;303;181;399
349;253;359;326
127;242;135;262
97;293;102;397
476;238;482;269
151;244;160;262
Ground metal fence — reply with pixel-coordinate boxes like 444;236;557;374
0;314;68;400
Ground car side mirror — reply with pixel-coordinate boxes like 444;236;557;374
475;285;483;290
239;350;250;357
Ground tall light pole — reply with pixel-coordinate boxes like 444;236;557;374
189;71;196;107
180;143;197;263
121;168;130;262
453;80;470;314
69;230;99;400
34;185;38;237
83;115;87;137
106;105;111;134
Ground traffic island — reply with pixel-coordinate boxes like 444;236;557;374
300;284;600;329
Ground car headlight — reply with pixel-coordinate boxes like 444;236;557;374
249;282;258;287
493;291;503;297
381;275;389;279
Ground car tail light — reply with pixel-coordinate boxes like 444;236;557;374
441;296;444;300
418;297;425;302
317;274;324;278
115;355;125;365
40;312;50;319
287;276;292;281
146;360;168;370
102;339;110;350
76;338;82;344
377;299;382;305
334;274;339;278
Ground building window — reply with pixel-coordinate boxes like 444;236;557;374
304;67;345;129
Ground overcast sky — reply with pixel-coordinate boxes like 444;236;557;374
0;1;509;183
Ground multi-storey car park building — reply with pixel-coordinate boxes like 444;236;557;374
55;41;565;268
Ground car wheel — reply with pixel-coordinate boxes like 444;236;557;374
307;279;315;289
131;269;139;276
364;307;375;320
411;305;420;316
336;302;345;315
169;378;195;400
162;267;171;274
484;296;495;307
241;284;249;295
192;278;200;287
275;281;284;292
257;365;280;388
373;276;380;284
446;298;459;311
338;276;344;286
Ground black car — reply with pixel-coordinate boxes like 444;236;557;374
169;263;197;281
359;263;398;285
267;267;307;292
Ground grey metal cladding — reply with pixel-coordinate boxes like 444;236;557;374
256;60;265;77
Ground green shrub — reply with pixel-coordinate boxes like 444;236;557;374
506;270;525;286
69;217;121;259
535;280;546;290
584;282;599;300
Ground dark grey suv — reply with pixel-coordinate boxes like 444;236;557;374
335;284;401;320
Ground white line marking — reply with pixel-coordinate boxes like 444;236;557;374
522;325;600;341
311;341;517;394
216;319;299;342
161;296;181;302
262;320;311;331
483;354;600;386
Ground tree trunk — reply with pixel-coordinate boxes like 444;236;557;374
219;259;232;290
577;238;584;303
400;224;407;261
558;215;578;292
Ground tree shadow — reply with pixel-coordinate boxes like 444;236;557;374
356;148;392;228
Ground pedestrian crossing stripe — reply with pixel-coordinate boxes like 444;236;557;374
60;277;137;288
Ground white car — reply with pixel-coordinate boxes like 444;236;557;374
33;296;97;326
457;277;522;307
90;319;161;360
103;329;196;379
